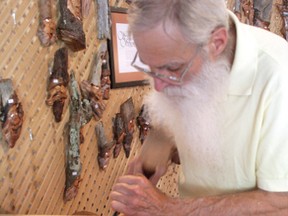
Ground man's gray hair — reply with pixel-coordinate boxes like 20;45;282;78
128;0;229;45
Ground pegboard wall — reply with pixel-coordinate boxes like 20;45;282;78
0;0;285;215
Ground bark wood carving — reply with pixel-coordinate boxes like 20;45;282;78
37;0;57;46
120;97;135;158
277;0;288;40
0;79;24;149
46;47;69;122
57;0;86;51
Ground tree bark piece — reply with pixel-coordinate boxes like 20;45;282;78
95;121;114;170
277;1;288;41
37;0;57;46
96;0;110;40
46;47;69;122
80;42;108;120
112;113;126;158
120;97;135;158
136;105;151;144
64;71;92;202
0;79;24;149
100;50;111;100
253;0;273;30
234;0;254;25
57;0;86;51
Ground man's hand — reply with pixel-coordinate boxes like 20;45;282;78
127;127;177;185
126;156;168;185
110;175;173;216
111;184;288;216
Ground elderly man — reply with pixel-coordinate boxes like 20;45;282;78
110;0;288;215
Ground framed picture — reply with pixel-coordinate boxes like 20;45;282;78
109;7;149;88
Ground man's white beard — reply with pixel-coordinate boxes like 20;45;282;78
143;57;230;174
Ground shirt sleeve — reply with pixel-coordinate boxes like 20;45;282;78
256;68;288;192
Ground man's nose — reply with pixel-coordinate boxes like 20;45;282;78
153;78;169;92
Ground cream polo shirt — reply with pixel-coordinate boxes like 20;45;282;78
178;11;288;197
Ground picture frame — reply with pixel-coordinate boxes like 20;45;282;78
108;7;149;88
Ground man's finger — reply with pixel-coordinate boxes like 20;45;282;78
117;175;148;185
149;165;167;185
126;158;144;175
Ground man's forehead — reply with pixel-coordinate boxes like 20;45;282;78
133;23;189;49
134;32;192;62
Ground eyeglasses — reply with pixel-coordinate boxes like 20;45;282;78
131;46;201;84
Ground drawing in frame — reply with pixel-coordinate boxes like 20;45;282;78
109;7;149;88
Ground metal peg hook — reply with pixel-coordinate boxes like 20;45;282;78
11;9;17;26
28;127;34;141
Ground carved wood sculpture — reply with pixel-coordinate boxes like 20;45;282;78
80;80;105;121
253;0;273;30
81;99;93;128
95;121;114;170
70;71;93;142
0;79;24;149
120;97;135;158
57;0;86;51
112;113;125;158
96;0;111;40
136;105;151;144
234;0;273;30
64;71;92;202
80;42;107;120
64;72;82;202
46;47;69;122
277;0;288;41
37;0;57;46
234;0;254;25
100;50;111;100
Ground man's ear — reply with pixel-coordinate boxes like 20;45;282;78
208;27;228;57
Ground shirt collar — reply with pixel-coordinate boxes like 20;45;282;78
228;10;258;96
